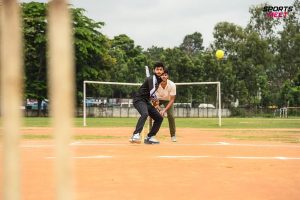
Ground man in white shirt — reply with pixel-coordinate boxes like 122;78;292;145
155;69;177;142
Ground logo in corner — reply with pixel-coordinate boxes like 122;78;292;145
263;6;294;18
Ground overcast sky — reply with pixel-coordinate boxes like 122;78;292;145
22;0;295;49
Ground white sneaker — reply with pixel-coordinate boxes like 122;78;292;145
129;133;141;144
144;136;160;144
171;136;177;142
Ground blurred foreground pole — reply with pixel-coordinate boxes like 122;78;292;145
0;0;23;199
48;0;75;199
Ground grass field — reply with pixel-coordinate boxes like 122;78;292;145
1;117;298;143
22;117;300;129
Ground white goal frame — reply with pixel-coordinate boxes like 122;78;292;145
83;81;222;127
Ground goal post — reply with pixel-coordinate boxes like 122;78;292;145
83;80;222;127
175;82;222;127
83;80;141;126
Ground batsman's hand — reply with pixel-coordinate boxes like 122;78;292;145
152;99;159;107
160;109;166;116
151;99;161;112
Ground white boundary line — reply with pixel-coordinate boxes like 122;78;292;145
17;141;300;148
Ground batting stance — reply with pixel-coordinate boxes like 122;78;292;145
155;69;177;142
129;62;165;144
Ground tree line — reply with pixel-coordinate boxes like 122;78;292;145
21;1;299;112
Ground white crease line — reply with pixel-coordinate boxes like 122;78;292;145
70;142;81;145
46;155;112;159
16;142;300;148
158;155;300;160
174;143;300;148
69;142;300;148
71;143;129;146
218;142;230;145
166;143;300;148
159;156;210;158
226;156;300;160
218;144;300;148
44;155;300;160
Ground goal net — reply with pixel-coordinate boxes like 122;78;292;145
82;81;222;127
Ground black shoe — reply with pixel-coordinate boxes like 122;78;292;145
144;136;160;144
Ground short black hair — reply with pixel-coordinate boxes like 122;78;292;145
153;62;165;70
163;68;169;75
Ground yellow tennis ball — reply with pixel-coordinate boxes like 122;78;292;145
216;50;224;59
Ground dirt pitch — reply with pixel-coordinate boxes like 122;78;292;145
1;127;300;200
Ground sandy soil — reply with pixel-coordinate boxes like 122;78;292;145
0;127;300;200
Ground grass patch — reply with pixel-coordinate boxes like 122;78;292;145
21;117;300;129
22;134;52;139
23;118;51;127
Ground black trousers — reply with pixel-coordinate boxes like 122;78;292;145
133;100;163;137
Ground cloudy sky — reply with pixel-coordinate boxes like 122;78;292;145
22;0;295;49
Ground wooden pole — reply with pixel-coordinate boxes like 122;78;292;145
47;0;74;199
0;0;23;199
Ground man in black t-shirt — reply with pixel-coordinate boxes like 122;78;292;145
129;62;165;144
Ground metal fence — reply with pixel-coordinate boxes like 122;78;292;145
77;107;231;118
23;106;299;118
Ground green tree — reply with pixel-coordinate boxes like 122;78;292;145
212;20;274;107
109;34;147;98
180;32;204;56
144;46;166;66
72;7;114;103
245;1;300;107
212;22;245;55
22;2;115;108
279;72;300;107
247;3;280;41
212;22;246;106
239;31;270;106
277;0;300;82
22;2;48;114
